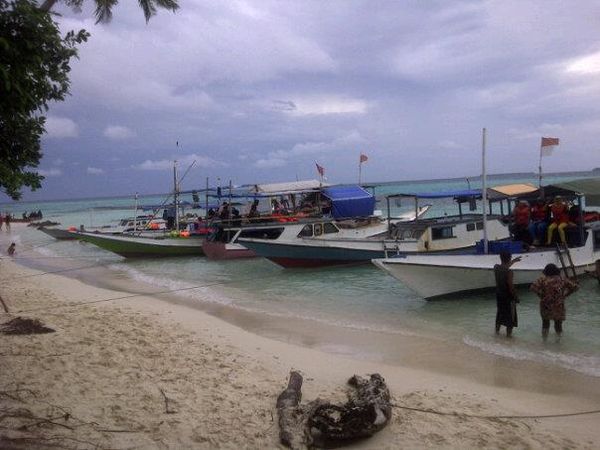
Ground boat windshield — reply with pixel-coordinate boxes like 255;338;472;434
237;227;285;241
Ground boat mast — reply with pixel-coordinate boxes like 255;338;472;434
205;177;209;220
133;192;138;232
174;160;179;232
482;128;488;254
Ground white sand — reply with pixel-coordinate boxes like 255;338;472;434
1;230;599;448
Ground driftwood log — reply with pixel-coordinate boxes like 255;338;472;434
276;371;391;449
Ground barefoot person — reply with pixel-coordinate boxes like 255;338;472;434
7;242;15;256
494;251;521;337
530;264;578;340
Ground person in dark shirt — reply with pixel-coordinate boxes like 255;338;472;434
494;251;521;337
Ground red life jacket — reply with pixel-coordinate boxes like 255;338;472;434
531;204;548;221
514;205;530;226
551;202;568;223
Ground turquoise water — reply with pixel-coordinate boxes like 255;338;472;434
2;173;599;377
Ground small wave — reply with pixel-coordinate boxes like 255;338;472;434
107;263;234;306
463;335;600;377
106;263;423;338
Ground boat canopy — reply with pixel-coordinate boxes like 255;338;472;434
322;185;376;219
487;183;538;200
250;179;327;195
546;177;600;207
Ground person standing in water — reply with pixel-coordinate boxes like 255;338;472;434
7;243;15;256
494;251;521;337
530;264;578;340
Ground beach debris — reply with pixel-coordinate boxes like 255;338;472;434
0;294;9;313
159;387;177;414
0;317;55;335
276;371;392;449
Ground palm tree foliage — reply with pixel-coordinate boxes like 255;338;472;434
40;0;179;23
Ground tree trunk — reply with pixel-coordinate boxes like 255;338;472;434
276;370;304;449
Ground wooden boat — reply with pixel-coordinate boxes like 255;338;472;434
372;227;599;298
38;226;78;240
238;189;511;268
205;184;426;263
75;231;205;258
38;215;168;241
371;178;600;298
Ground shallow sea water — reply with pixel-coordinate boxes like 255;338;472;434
2;173;599;378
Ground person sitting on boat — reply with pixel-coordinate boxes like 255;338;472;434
231;206;242;226
218;202;230;220
247;199;260;218
511;200;531;244
528;199;549;245
271;199;282;215
546;196;571;246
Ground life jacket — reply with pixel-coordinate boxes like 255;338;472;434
514;205;530;226
551;202;569;223
531;204;548;221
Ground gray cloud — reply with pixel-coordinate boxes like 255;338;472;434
18;0;600;200
44;116;78;138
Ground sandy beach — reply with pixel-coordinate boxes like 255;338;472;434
1;226;600;449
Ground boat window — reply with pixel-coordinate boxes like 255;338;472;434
298;224;313;238
594;229;600;249
238;227;284;240
476;221;484;230
432;226;455;240
466;223;475;232
314;223;323;236
323;223;339;234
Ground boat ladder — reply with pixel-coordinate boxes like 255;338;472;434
556;243;577;280
383;241;401;258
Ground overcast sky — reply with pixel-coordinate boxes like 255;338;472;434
20;0;600;200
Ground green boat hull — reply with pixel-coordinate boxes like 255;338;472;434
77;232;205;258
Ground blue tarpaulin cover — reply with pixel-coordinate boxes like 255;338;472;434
322;185;376;219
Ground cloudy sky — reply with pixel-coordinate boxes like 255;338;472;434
25;0;600;200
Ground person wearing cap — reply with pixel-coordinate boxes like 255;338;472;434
546;196;570;245
511;200;532;244
528;199;549;245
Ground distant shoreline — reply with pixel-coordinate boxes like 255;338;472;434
2;169;597;206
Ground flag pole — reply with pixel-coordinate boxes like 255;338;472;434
482;128;488;255
538;140;543;188
358;156;362;185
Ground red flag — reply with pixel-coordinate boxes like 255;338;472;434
359;153;368;163
315;163;325;177
541;137;560;156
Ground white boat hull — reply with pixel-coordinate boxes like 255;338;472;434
372;239;599;298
